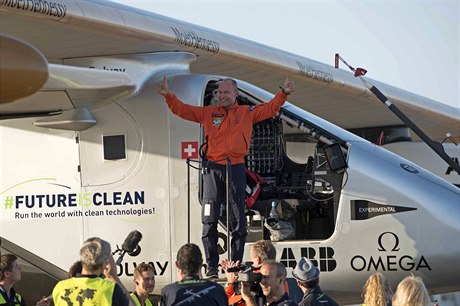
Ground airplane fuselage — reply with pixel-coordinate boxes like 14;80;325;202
1;57;459;304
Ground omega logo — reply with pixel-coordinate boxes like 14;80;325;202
377;231;400;252
350;232;431;272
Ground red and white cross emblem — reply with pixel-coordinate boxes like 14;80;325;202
181;141;199;159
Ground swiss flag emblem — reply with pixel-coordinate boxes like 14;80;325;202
181;141;199;159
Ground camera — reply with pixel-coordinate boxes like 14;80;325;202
227;262;263;295
238;266;262;283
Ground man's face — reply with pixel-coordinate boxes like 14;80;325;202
6;260;21;282
249;250;261;268
259;264;283;298
216;80;238;109
135;270;155;294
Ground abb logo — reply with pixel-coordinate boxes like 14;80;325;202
280;247;336;272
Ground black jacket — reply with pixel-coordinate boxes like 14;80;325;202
299;285;338;306
160;276;228;306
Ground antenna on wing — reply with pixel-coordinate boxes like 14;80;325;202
335;53;460;175
335;54;367;77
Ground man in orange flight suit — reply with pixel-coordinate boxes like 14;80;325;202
157;76;295;278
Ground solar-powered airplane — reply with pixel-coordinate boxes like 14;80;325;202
1;1;459;304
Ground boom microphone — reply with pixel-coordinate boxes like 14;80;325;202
121;230;143;254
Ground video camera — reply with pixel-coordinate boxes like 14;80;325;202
237;266;262;283
227;262;263;294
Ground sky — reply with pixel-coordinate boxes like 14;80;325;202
110;0;459;108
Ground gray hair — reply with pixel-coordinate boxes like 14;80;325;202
251;240;276;262
263;260;287;278
80;237;111;271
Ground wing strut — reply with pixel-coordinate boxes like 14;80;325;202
335;54;460;175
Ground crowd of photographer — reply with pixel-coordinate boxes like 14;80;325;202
220;240;337;306
1;236;434;306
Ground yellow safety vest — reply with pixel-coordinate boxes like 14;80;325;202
0;290;23;305
52;276;115;306
130;292;153;306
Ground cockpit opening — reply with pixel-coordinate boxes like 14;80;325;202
200;80;349;242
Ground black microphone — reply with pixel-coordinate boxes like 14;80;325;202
121;230;142;254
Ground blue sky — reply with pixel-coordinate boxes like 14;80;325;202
110;1;458;108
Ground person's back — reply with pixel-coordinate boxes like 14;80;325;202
392;275;430;306
161;277;227;306
299;284;338;306
362;272;392;306
52;237;130;306
160;243;227;306
292;257;338;306
53;275;116;305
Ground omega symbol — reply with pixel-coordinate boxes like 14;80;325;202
377;232;400;252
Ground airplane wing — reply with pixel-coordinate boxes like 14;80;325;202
1;0;458;141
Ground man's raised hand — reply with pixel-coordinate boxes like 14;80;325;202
156;76;169;96
282;77;295;95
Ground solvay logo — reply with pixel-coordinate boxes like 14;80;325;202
350;232;431;272
280;247;337;272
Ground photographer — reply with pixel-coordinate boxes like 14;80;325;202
241;260;296;306
221;240;277;305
